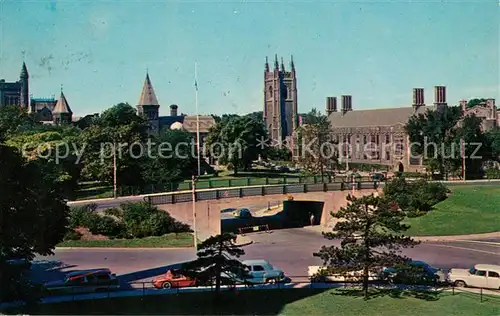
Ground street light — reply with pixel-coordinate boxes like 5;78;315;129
191;175;198;250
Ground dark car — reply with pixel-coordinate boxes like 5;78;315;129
382;261;446;285
44;268;120;295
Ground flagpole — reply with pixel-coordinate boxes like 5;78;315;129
195;62;201;176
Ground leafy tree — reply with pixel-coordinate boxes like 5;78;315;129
182;233;250;293
262;146;292;162
206;116;266;175
486;127;500;161
303;108;324;125
245;111;263;123
79;103;149;187
0;105;40;141
141;128;197;189
0;144;69;301
296;110;338;180
467;98;487;108
314;194;419;299
406;106;462;179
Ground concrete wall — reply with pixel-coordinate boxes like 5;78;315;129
157;188;381;240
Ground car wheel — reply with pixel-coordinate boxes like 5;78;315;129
266;278;276;284
454;280;467;288
162;282;172;289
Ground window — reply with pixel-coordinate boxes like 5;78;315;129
363;135;367;144
385;134;390;144
488;271;500;278
363;154;367;160
376;135;379;144
475;270;487;277
95;273;111;281
268;86;273;98
385;151;390;160
253;265;265;271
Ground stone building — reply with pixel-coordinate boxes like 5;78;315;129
325;86;447;172
263;55;298;146
325;86;499;172
0;62;29;109
136;72;215;147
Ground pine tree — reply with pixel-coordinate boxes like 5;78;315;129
182;233;250;293
314;194;419;299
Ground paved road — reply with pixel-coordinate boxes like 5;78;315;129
31;228;499;287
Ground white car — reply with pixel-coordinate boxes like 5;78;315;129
448;264;500;290
308;266;380;282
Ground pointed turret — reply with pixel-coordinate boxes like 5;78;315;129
265;56;269;72
20;62;29;79
274;54;279;70
280;57;285;72
290;55;295;71
138;73;159;107
52;89;73;124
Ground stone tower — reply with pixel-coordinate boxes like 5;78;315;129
263;55;298;146
137;72;160;133
52;90;73;124
20;62;29;110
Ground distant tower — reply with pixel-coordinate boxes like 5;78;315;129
263;54;298;145
52;88;73;124
20;62;29;110
137;72;160;133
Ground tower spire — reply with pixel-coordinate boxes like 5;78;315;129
138;72;159;107
280;57;285;72
265;56;269;72
290;55;295;71
20;62;29;79
274;54;279;70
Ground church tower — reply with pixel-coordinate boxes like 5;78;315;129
263;55;298;146
137;72;160;133
52;89;73;125
20;62;29;110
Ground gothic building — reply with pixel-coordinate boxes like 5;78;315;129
136;72;215;146
324;86;498;173
263;55;298;146
0;62;74;124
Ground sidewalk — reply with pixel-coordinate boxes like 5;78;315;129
303;225;500;241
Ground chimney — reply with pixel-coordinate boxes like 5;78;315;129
459;100;467;111
434;86;446;105
341;95;352;115
326;97;337;115
170;104;178;116
412;88;424;107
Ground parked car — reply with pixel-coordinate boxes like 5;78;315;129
448;264;500;289
44;268;120;295
382;261;446;285
308;266;381;283
152;269;197;289
240;259;290;284
232;208;253;219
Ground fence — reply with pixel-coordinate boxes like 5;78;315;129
36;277;500;304
145;180;383;205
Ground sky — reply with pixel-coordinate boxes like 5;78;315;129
0;1;498;117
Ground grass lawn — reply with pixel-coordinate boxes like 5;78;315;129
406;186;500;236
9;288;500;315
56;233;193;248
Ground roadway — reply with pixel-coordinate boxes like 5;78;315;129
31;228;499;286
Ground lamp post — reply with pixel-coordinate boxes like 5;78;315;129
113;139;117;198
191;175;198;250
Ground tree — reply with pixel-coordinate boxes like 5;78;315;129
296;110;338;180
303;108;323;125
0;144;69;301
245;111;263;123
205;116;266;175
314;194;419;299
486;127;500;161
467;98;487;108
182;233;250;293
406;106;462;179
0;105;40;141
79;103;149;187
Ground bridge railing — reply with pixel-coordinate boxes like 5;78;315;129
145;181;383;205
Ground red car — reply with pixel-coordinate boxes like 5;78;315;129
152;269;197;289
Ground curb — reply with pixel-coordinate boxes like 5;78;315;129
55;247;195;251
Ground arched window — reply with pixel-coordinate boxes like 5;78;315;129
268;86;273;98
282;87;288;99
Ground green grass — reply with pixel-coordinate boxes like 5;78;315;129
57;233;194;248
8;288;500;315
406;186;500;236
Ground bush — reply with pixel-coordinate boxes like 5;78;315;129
485;168;500;179
63;230;82;241
68;204;98;228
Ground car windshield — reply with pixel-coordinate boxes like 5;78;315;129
469;267;477;275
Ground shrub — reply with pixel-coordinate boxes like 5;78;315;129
63;230;82;241
68;204;98;228
485;168;500;179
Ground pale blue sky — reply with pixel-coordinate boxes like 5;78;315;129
0;1;498;117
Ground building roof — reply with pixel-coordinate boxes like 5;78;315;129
328;105;429;128
52;91;72;114
182;115;215;133
20;62;29;78
138;73;159;106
